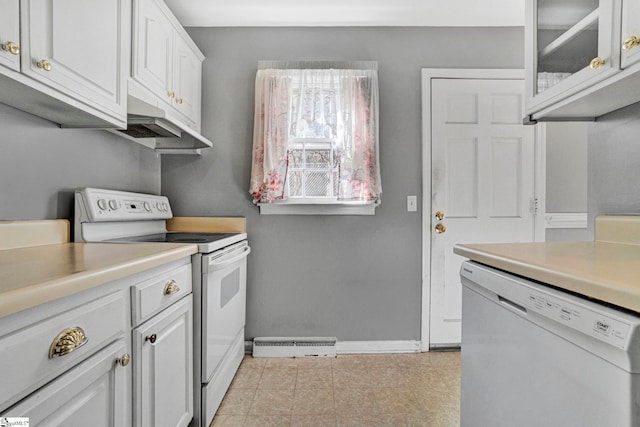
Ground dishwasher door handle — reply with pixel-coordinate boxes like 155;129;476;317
498;295;527;314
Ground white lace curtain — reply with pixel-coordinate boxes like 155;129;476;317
249;62;381;204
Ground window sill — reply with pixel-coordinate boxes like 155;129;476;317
257;201;378;215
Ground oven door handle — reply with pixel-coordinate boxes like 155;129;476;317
208;246;251;272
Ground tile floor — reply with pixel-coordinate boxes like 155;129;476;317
211;351;460;427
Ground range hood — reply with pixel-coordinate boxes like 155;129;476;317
112;83;213;155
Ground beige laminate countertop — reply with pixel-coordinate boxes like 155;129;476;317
0;242;197;319
454;240;640;314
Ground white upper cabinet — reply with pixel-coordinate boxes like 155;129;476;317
0;0;20;72
132;0;174;102
0;0;129;128
132;0;204;130
21;0;129;122
621;1;640;69
173;35;202;124
525;0;622;120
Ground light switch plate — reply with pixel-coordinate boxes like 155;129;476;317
407;195;417;212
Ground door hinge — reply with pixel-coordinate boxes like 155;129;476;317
530;197;539;214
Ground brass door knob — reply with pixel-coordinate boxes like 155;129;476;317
164;280;180;295
435;211;445;220
36;59;52;71
435;223;446;234
2;41;20;55
116;354;130;367
589;57;605;70
623;36;640;51
145;334;157;344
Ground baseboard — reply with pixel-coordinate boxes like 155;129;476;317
245;340;421;355
336;340;421;354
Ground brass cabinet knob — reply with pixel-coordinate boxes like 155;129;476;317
2;41;20;55
36;59;52;71
589;57;605;70
435;223;447;234
167;91;175;98
176;97;183;105
435;211;445;220
164;279;180;295
49;326;88;359
116;354;130;367
623;36;640;51
145;334;157;344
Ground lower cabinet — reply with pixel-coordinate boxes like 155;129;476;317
133;294;193;427
1;339;130;426
0;257;194;427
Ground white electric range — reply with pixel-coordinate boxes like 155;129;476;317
74;187;250;427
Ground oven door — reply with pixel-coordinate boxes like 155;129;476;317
201;241;250;382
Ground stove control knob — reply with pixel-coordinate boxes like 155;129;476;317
163;203;169;212
97;199;107;211
143;202;151;212
108;199;119;211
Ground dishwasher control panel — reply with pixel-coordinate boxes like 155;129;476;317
523;290;631;349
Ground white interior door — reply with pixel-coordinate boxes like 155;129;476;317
429;78;535;347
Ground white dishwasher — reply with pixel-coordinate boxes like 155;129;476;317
460;261;640;427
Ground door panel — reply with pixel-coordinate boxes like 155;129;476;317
0;0;20;72
23;0;125;117
430;78;535;347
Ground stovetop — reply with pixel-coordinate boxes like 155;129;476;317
106;231;246;253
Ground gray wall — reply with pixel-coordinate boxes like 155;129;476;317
0;104;161;221
588;102;640;238
162;27;525;341
544;122;589;242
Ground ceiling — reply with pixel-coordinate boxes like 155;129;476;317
163;0;525;27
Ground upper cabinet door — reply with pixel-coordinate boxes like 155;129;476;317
21;0;128;120
0;0;20;72
173;35;202;128
525;0;622;117
621;1;640;69
132;0;175;105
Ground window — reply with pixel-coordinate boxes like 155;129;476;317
249;62;381;214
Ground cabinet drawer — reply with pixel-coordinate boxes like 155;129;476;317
0;290;126;411
132;263;192;326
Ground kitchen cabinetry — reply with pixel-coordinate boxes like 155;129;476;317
131;263;193;427
621;1;640;69
132;0;204;130
0;0;20;72
2;340;130;426
0;256;194;427
0;287;130;424
134;296;193;427
525;0;622;120
0;0;129;128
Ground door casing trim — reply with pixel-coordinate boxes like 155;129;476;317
420;68;545;351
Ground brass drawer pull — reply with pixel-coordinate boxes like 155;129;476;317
2;41;20;55
36;59;52;71
164;280;180;295
49;326;88;358
623;36;640;51
116;354;130;367
589;57;605;70
145;334;157;344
